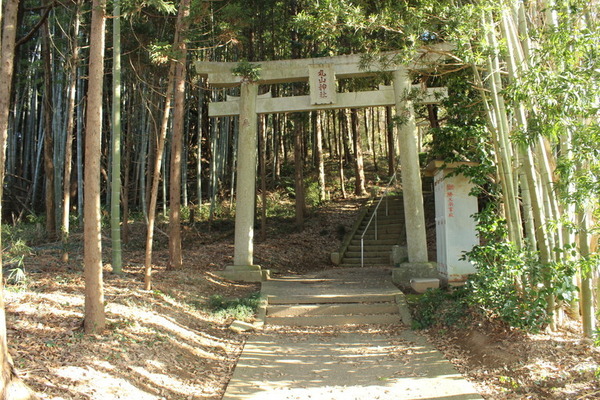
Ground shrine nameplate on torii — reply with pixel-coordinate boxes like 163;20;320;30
194;45;451;282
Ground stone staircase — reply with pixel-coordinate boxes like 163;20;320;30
339;196;406;268
261;268;411;327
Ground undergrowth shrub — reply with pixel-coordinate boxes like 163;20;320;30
464;242;552;332
206;292;262;322
264;190;294;219
411;205;579;333
410;288;469;329
305;180;323;208
2;221;37;285
462;205;576;332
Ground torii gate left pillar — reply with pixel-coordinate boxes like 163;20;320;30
219;81;267;282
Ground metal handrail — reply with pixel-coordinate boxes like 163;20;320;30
360;171;399;267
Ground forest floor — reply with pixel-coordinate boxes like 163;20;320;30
4;195;600;399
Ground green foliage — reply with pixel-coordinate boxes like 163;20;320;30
5;257;27;286
148;41;173;65
464;243;551;332
121;0;176;17
305;180;324;209
593;329;600;347
294;0;453;55
1;233;33;285
180;206;191;221
409;288;469;329
463;206;577;332
262;190;294;220
232;61;261;83
411;203;581;333
274;175;327;215
205;292;262;322
1;214;50;247
196;202;234;221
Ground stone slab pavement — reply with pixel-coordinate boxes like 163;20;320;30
261;267;403;304
222;329;483;400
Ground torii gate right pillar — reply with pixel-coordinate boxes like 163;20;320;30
392;68;438;284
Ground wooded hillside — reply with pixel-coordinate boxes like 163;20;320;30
0;0;598;397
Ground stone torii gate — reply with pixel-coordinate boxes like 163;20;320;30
195;46;448;281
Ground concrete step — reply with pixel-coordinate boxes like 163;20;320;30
361;217;404;224
347;244;395;252
364;210;404;217
359;227;404;235
358;233;402;241
351;239;399;246
360;222;404;230
338;263;392;268
267;292;399;305
341;257;389;265
345;251;391;258
268;302;399;317
266;313;401;327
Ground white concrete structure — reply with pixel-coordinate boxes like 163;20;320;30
194;45;451;280
428;161;479;284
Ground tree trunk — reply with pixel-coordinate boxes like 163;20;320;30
315;111;326;202
351;108;366;195
368;109;378;172
499;9;557;326
259;115;267;240
480;13;523;248
341;110;353;164
386;106;394;176
578;207;595;337
41;7;56;239
61;0;81;263
145;66;176;287
0;1;40;397
168;0;191;270
122;104;132;245
337;113;346;199
273;114;282;181
294;116;305;230
196;83;204;207
76;66;85;226
110;0;123;274
83;0;107;334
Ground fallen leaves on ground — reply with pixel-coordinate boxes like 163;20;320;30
4;196;600;399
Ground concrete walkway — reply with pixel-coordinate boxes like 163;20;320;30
222;269;483;400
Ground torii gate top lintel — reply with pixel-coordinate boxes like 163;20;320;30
195;44;451;117
194;44;452;88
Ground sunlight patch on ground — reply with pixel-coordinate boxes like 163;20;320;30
129;365;203;398
108;302;228;358
52;365;157;400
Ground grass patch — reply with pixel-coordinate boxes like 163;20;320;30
205;292;263;322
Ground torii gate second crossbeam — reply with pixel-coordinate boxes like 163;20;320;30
194;45;450;282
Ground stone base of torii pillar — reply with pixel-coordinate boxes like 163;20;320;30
217;265;269;283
